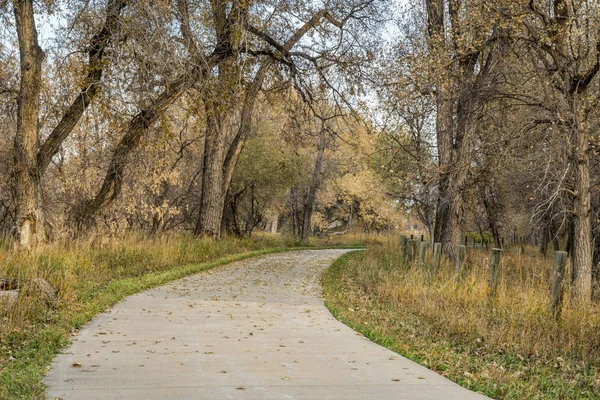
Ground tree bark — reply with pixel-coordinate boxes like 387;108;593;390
571;95;593;302
194;98;229;239
427;0;466;257
13;0;45;249
301;130;328;242
548;0;597;302
539;227;549;257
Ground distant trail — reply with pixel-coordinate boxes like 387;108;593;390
45;249;489;399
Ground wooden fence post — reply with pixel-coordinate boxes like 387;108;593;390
455;245;467;280
550;251;568;320
488;248;503;297
431;242;442;274
418;241;429;269
400;235;408;259
408;239;418;264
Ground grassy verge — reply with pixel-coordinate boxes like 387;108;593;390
0;233;366;399
323;242;600;400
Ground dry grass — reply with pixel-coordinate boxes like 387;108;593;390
0;233;288;333
323;238;600;399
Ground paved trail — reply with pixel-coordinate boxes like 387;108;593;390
45;249;488;399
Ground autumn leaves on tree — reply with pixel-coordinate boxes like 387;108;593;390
2;0;600;303
5;0;382;246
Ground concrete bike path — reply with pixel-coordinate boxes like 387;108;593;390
45;249;489;399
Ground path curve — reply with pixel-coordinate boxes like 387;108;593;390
45;249;488;399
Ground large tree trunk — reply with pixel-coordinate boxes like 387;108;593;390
571;96;593;302
434;174;463;255
431;77;463;255
13;0;45;249
427;0;463;257
548;0;596;303
433;78;472;256
301;131;328;242
194;100;228;239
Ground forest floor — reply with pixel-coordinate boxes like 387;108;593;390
323;241;600;400
44;249;487;399
0;234;369;399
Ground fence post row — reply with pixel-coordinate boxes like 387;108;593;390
550;251;568;320
398;236;571;320
488;248;502;297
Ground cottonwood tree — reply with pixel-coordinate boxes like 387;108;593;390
192;0;383;239
8;0;126;248
424;0;514;255
72;0;382;240
509;0;600;301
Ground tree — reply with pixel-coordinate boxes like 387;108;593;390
519;0;600;301
10;0;126;248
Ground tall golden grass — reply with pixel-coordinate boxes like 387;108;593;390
324;238;600;398
0;232;323;338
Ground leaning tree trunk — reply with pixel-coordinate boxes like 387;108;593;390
13;0;45;249
218;13;331;234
